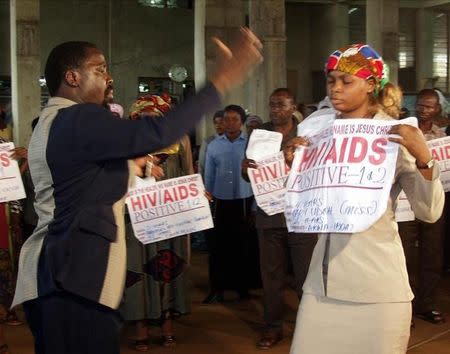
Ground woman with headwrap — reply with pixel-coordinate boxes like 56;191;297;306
284;44;444;354
121;94;194;351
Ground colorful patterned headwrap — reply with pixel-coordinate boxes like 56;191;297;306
129;93;172;120
326;44;389;93
129;93;179;155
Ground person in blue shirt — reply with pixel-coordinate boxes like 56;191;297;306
203;104;260;303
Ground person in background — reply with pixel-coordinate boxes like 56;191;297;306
245;114;263;135
121;94;194;350
398;89;446;325
286;44;444;354
242;88;317;350
198;110;225;178
203;104;258;303
433;88;450;133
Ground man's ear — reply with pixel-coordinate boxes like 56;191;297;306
64;69;80;88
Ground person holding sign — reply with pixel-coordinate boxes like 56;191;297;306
398;89;446;325
242;88;317;350
122;94;194;350
285;44;444;354
12;30;262;354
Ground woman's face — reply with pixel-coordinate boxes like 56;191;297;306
327;70;374;118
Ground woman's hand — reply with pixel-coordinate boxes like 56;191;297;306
204;190;214;203
148;164;164;180
283;136;309;167
388;124;432;166
9;147;27;161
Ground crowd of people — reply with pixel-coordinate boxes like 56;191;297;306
0;31;448;354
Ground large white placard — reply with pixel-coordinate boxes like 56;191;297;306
285;118;417;234
0;142;26;202
248;152;289;216
428;136;450;192
125;174;213;244
246;129;283;161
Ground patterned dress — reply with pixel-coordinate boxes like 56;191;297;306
121;135;193;323
0;135;22;322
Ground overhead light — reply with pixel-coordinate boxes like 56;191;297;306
348;7;358;15
138;0;177;8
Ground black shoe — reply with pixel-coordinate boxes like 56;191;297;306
417;310;445;324
202;291;224;304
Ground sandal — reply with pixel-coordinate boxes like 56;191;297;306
417;310;445;324
132;339;149;352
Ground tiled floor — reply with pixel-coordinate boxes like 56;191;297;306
4;252;450;353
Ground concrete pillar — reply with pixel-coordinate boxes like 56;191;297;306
194;0;207;145
195;0;246;144
366;0;399;84
10;0;40;147
415;9;434;90
248;0;287;121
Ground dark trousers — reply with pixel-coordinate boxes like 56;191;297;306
398;216;444;313
23;291;123;354
258;228;317;330
206;197;260;292
443;192;450;271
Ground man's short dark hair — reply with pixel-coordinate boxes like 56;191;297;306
44;41;98;96
224;104;247;123
270;88;295;103
213;110;224;121
417;89;440;104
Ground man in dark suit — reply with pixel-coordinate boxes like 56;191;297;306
13;30;262;354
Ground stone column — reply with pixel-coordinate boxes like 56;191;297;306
10;0;40;147
248;0;287;121
366;0;399;84
415;8;434;90
195;0;246;144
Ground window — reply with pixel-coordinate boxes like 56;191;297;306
433;12;448;92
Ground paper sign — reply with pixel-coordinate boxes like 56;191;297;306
285;117;417;234
248;152;289;215
125;174;213;244
0;143;26;202
428;136;450;192
246;129;283;161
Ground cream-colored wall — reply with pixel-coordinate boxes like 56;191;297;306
286;3;312;103
1;0;194;114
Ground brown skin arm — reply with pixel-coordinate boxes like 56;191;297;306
388;124;433;180
241;158;258;182
210;27;263;96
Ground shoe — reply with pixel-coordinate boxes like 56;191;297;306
417;310;445;324
161;335;176;347
256;330;283;350
132;339;149;352
202;291;224;304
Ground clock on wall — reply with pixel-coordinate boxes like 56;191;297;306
168;65;188;83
